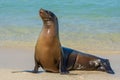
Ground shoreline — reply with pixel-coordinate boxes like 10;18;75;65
0;45;119;54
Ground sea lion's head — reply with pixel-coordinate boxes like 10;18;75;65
89;59;115;74
39;8;57;23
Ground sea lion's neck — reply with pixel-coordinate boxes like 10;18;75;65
43;20;59;36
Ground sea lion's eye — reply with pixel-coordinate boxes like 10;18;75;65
50;12;54;17
46;11;49;13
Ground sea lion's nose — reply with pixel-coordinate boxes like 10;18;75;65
40;8;45;13
40;8;45;12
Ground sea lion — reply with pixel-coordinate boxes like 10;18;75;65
34;8;68;74
63;47;115;74
34;8;114;74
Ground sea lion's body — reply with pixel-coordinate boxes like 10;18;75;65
63;47;98;70
62;47;114;74
35;27;61;72
34;9;114;74
34;9;68;74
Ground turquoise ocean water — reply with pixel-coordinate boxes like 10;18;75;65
0;0;120;51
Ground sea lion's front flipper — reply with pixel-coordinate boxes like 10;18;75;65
59;49;69;74
33;59;41;73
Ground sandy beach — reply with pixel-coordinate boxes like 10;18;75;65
0;0;120;80
0;47;120;80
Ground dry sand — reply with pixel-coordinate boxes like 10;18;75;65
0;47;120;80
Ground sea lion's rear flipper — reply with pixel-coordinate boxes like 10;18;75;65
59;49;69;74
